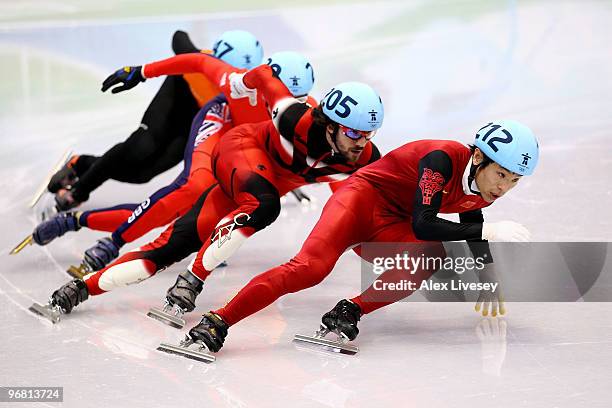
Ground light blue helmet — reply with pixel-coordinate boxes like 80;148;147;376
320;82;384;131
213;30;263;69
265;51;314;97
474;120;539;175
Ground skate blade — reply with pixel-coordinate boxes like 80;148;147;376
29;148;74;208
29;302;61;324
293;333;359;355
66;264;91;280
9;235;33;255
157;342;216;363
147;307;185;329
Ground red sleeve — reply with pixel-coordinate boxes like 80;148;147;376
243;65;293;107
142;53;239;85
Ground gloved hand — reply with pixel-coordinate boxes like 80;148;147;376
482;221;531;242
101;66;146;94
290;188;311;204
474;262;505;317
228;72;257;106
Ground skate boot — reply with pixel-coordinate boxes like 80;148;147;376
82;237;120;271
321;299;362;341
157;313;227;363
147;270;203;329
293;299;361;355
47;156;79;193
188;312;229;352
172;30;199;54
29;279;89;323
32;212;80;246
55;188;83;211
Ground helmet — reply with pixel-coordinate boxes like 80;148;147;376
320;82;384;131
212;30;263;69
474;120;539;175
265;51;315;97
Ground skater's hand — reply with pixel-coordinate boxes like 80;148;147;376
290;188;311;203
482;221;531;242
228;72;257;106
101;66;146;94
474;263;505;317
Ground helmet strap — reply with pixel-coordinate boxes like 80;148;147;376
327;123;341;156
468;163;481;195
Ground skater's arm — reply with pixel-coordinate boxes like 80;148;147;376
459;209;493;262
241;64;303;128
143;53;235;85
411;150;483;241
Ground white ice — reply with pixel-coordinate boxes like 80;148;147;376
1;1;611;407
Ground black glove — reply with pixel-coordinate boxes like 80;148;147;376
101;66;145;94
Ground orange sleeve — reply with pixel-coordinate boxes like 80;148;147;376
143;53;238;85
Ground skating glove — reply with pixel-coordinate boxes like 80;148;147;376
101;66;146;94
474;263;505;317
482;221;531;242
228;72;258;106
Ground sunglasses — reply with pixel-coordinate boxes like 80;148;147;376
339;125;376;141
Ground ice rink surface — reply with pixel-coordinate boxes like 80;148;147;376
1;1;612;407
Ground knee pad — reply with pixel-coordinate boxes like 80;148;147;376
249;193;281;231
96;257;156;291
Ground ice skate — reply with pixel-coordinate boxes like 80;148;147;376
29;148;74;208
147;299;187;329
157;334;216;363
82;237;120;271
31;212;80;246
293;299;361;355
29;300;62;324
29;279;89;324
293;327;359;355
157;312;227;363
9;235;33;255
66;262;93;279
36;193;60;223
54;188;82;211
47;155;79;193
147;270;203;329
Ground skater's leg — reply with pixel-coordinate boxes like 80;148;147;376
81;182;233;296
350;224;446;314
77;204;138;232
70;75;199;201
161;185;236;310
213;179;376;326
188;133;286;281
109;97;229;246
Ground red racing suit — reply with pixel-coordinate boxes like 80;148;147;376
213;140;493;325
